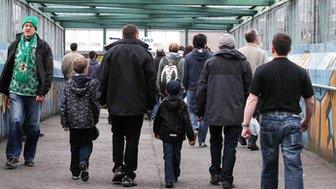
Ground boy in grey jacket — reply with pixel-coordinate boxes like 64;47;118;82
60;56;100;182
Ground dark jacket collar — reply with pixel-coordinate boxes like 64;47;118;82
214;48;246;60
104;38;149;51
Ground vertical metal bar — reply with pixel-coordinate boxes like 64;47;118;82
144;27;148;37
185;29;189;46
103;28;106;45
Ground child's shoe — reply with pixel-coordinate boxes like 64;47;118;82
72;175;79;180
112;166;124;184
165;181;174;188
79;162;89;182
121;175;137;187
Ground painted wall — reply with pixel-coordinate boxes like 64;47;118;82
289;52;336;162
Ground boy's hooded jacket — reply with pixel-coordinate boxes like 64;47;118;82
153;96;195;142
60;75;100;129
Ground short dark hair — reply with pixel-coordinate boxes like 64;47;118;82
89;51;96;59
156;48;165;57
183;45;193;58
70;43;78;51
245;29;258;43
179;45;185;51
122;24;139;39
272;33;291;56
193;34;207;48
168;43;179;53
73;56;87;74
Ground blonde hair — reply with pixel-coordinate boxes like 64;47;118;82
168;43;179;53
73;56;88;74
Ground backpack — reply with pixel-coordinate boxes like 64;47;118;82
160;57;182;88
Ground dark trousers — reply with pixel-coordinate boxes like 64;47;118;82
209;125;240;184
110;115;143;179
69;128;93;176
163;141;183;182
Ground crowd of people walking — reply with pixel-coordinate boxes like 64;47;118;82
0;16;315;189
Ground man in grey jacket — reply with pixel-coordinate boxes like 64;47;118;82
196;34;252;189
62;43;85;80
238;29;268;150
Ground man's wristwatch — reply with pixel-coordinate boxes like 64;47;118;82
241;123;249;128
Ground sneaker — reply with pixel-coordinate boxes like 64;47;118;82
79;162;89;182
72;175;79;180
199;143;207;148
222;181;235;189
121;175;137;187
112;166;124;184
5;157;19;169
24;160;35;167
247;143;259;151
238;137;247;146
210;174;221;185
165;181;174;188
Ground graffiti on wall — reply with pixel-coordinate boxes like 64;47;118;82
290;52;336;162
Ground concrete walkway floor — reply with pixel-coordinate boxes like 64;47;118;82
0;110;336;189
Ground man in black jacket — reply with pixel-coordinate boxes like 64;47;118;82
196;34;252;189
0;16;53;169
100;24;156;187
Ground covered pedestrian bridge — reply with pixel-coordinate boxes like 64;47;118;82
1;0;336;188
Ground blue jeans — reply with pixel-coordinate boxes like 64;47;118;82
6;93;41;161
163;141;183;182
186;90;208;144
260;112;303;189
209;125;240;184
69;128;93;176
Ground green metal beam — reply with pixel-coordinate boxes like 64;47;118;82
28;0;275;6
60;22;231;30
55;16;240;25
40;6;257;17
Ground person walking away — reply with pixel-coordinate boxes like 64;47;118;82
154;80;196;188
100;24;156;187
0;16;53;169
241;33;315;189
196;34;252;189
62;43;85;80
87;51;100;79
238;29;268;150
157;43;184;99
60;56;100;182
183;34;213;147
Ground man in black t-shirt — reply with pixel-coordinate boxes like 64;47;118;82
241;33;315;189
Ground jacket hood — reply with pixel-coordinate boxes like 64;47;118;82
90;59;99;65
163;96;183;111
166;52;182;61
214;48;246;60
69;75;92;97
104;38;149;51
191;48;211;61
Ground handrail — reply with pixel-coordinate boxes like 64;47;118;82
312;84;336;91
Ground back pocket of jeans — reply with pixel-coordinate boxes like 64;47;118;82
290;132;302;146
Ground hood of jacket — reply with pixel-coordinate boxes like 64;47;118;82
214;48;246;60
166;52;182;61
69;75;92;97
104;38;149;51
89;59;99;65
162;96;182;111
190;48;211;61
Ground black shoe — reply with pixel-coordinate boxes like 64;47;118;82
5;157;19;169
222;181;235;189
174;177;178;183
121;175;137;187
24;160;35;167
199;143;207;148
238;137;247;146
165;181;174;188
79;162;89;182
72;175;79;180
247;143;259;151
112;166;124;184
210;174;221;185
